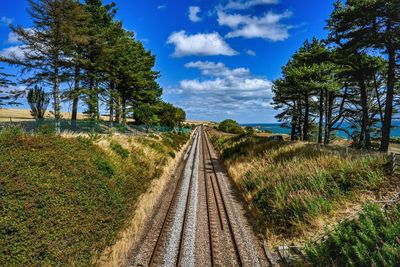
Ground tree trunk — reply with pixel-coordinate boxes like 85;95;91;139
95;81;99;121
54;65;60;134
115;94;121;123
71;64;80;129
88;77;95;119
324;91;333;145
122;97;126;124
380;47;395;152
303;93;310;141
298;99;303;141
318;89;324;144
109;81;114;128
358;74;370;149
291;101;297;141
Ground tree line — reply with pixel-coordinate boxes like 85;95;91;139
0;0;185;131
273;0;399;152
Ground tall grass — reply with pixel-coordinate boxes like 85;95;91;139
0;128;189;266
305;202;400;266
210;134;388;239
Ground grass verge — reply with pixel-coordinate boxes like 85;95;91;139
0;128;189;266
209;132;390;244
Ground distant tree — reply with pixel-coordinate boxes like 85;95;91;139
133;103;159;127
133;101;185;129
245;126;255;135
218;119;244;134
27;85;50;119
157;102;186;127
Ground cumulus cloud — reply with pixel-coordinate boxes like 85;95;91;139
0;16;13;26
0;45;26;59
185;61;249;77
188;6;201;22
6;32;20;43
217;10;292;41
167;31;238;57
157;4;166;9
224;0;278;10
165;61;273;121
246;49;256;56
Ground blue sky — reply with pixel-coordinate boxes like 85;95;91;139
0;0;336;123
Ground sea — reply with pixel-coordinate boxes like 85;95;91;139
241;121;400;139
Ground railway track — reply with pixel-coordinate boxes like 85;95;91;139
132;126;265;266
147;128;200;266
201;126;243;266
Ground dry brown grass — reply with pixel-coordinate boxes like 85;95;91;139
210;133;391;247
0;108;115;121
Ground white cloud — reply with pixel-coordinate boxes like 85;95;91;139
224;0;278;10
165;61;273;121
0;16;13;26
217;10;292;41
0;45;26;59
167;31;238;57
246;49;256;56
157;4;166;9
185;61;249;77
7;32;20;44
189;6;201;22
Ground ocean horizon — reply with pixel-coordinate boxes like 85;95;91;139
241;122;400;138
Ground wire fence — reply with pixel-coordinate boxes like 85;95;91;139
0;116;192;135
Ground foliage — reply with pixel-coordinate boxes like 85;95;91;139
273;0;400;152
134;101;186;127
133;103;160;127
0;129;189;265
110;141;129;158
0;67;20;107
211;134;388;238
37;124;55;135
0;0;185;129
218;119;244;134
27;85;50;119
244;126;255;135
305;202;400;266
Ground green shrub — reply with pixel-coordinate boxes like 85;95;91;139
305;202;400;266
95;155;115;176
244;126;255;135
0;127;24;140
218;119;245;134
110;141;129;159
37;124;56;135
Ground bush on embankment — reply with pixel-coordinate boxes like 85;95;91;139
218;119;244;135
0;128;189;266
210;134;388;240
305;202;400;266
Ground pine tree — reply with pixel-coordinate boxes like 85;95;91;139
3;0;89;133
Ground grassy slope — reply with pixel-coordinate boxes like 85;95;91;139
0;129;189;266
305;202;400;266
210;133;389;243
